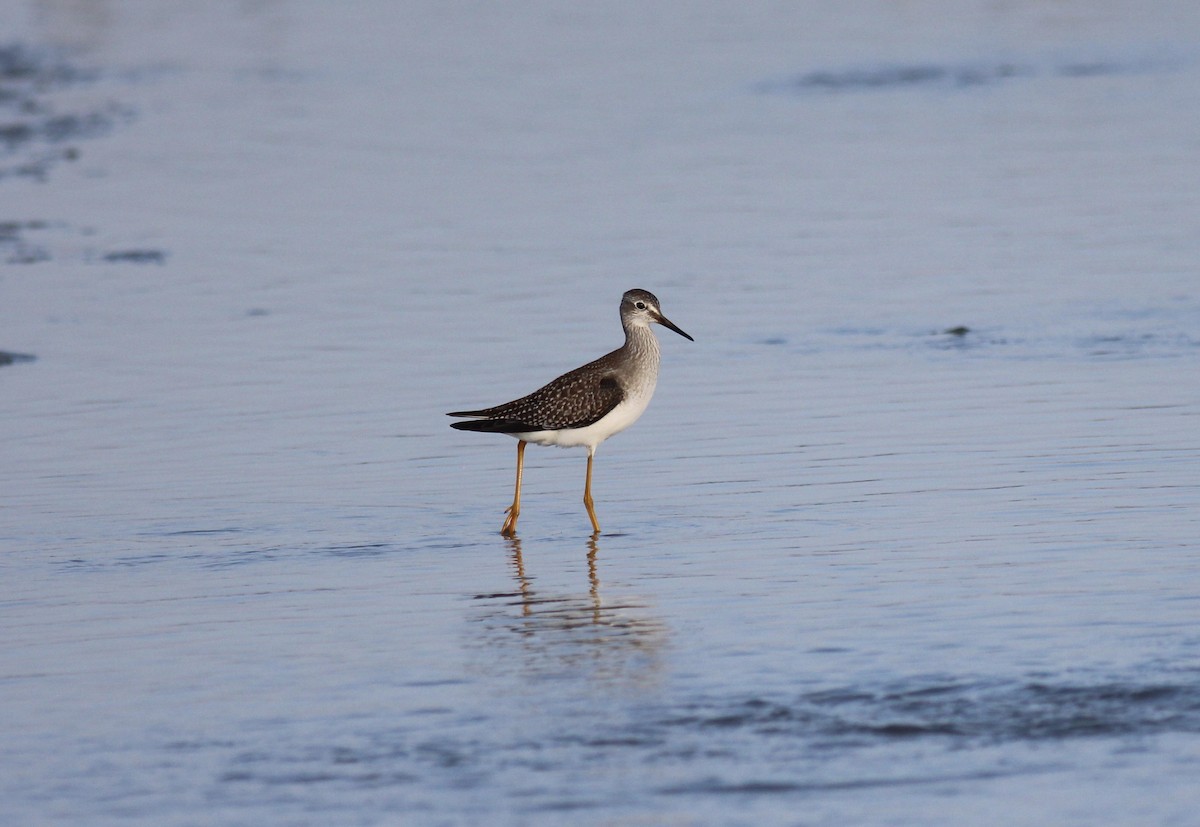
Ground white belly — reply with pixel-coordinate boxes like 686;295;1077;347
513;390;655;451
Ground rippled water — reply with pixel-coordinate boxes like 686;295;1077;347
3;1;1199;824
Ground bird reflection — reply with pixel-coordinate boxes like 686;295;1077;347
469;534;666;686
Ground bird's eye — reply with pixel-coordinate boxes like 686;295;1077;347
635;301;646;310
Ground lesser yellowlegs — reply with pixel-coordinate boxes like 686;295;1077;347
448;289;693;535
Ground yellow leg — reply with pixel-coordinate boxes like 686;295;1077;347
584;448;601;534
501;440;526;536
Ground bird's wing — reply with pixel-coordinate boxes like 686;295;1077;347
449;360;625;432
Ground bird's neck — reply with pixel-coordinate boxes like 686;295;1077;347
622;323;661;369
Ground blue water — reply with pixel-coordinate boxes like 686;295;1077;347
3;2;1199;824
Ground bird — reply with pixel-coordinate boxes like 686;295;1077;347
448;289;693;535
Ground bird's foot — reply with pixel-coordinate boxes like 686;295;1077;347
500;505;519;536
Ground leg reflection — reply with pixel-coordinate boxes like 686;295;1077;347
587;533;601;622
474;533;666;685
504;534;532;616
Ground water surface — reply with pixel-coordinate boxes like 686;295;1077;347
3;2;1199;825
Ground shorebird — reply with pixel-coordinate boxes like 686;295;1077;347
448;289;692;535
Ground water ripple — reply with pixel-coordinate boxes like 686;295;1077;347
667;675;1200;744
759;52;1176;95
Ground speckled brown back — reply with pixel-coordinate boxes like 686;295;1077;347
448;348;626;432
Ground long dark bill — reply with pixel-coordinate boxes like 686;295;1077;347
654;312;694;342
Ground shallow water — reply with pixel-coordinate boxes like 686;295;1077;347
3;1;1199;824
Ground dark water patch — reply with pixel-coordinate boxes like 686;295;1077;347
402;679;469;690
184;539;415;569
220;758;421;789
778;61;1030;92
0;42;95;86
759;53;1172;96
182;673;1198;813
0;219;151;266
926;325;978;352
0;107;129;180
657;766;1031;797
111;552;173;568
1078;331;1200;360
100;249;167;265
525;798;605;813
0;219;47;240
57;548;184;572
0;42;133;181
0;350;35;366
162;527;246;537
670;676;1200;745
320;542;395;558
164;737;239;752
817;305;1200;360
0;219;64;264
